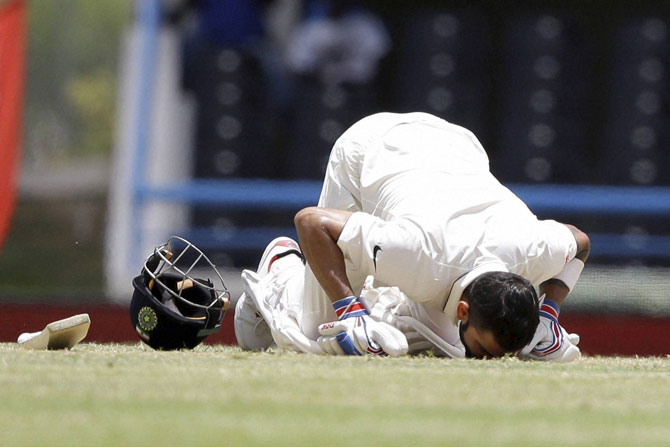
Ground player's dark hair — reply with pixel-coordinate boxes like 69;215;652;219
463;272;539;353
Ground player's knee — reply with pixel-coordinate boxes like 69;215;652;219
294;207;311;229
294;206;320;233
294;206;320;219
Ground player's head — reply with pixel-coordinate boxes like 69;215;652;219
458;272;539;358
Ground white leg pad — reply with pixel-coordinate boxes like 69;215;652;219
241;260;324;354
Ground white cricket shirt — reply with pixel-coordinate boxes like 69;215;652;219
328;113;577;343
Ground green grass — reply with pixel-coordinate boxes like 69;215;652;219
1;344;669;447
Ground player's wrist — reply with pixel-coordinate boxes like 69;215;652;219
332;296;369;319
541;298;560;314
539;298;560;324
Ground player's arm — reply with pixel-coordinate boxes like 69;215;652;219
295;206;408;357
520;224;589;362
539;224;590;307
294;206;355;302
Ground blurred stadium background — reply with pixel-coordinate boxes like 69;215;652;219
1;0;670;355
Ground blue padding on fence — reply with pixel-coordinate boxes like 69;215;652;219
510;184;670;216
186;226;298;251
138;179;321;209
184;227;670;259
138;179;670;217
590;233;670;258
135;179;670;259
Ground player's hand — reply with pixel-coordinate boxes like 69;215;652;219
519;298;581;362
316;296;408;357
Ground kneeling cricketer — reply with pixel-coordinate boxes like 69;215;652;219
234;112;589;361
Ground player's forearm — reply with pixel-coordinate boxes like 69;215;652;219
294;207;355;302
539;279;570;307
543;224;590;308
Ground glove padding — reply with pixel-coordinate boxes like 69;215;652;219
519;298;581;362
317;295;408;357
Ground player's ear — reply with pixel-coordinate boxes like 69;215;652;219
456;300;470;322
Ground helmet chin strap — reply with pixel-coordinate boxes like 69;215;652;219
143;249;173;289
197;305;223;336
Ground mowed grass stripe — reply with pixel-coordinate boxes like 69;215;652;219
1;343;669;446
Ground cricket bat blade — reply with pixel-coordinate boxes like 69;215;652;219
18;314;91;350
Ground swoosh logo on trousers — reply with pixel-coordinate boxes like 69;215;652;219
373;245;382;271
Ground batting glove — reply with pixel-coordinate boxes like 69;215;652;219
519;298;581;363
317;296;408;357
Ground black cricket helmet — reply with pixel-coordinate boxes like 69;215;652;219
130;236;230;350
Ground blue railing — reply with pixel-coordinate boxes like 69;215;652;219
137;179;670;216
136;179;670;259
